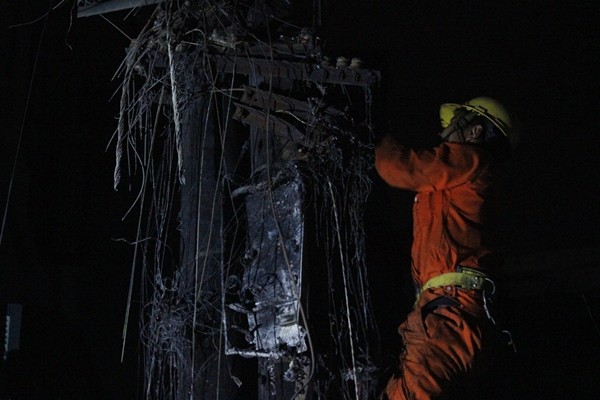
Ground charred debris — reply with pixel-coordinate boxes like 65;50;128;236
92;0;382;398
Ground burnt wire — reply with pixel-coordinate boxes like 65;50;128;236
261;28;317;397
121;85;165;362
7;0;65;29
327;180;360;399
190;58;224;398
305;101;378;396
100;13;133;41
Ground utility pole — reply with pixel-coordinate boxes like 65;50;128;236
78;1;380;398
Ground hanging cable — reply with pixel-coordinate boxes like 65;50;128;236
1;0;53;247
582;294;600;339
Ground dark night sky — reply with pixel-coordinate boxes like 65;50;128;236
1;1;599;399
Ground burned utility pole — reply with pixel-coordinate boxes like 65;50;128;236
78;1;381;398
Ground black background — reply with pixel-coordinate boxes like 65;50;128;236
1;1;599;398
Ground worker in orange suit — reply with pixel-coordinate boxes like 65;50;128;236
375;97;517;399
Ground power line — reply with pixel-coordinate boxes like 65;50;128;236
1;1;53;247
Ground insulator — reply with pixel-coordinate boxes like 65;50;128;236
336;56;349;68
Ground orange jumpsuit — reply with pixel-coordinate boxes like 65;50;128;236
375;136;501;399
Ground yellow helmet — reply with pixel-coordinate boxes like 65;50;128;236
440;97;518;146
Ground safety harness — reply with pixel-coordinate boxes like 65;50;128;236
415;267;518;352
416;267;494;300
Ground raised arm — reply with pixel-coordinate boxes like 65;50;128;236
374;135;484;192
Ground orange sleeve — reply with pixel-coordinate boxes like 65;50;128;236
374;135;482;192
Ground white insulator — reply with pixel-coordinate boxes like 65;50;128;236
336;56;349;68
350;57;362;69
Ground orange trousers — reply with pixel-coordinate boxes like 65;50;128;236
384;287;499;400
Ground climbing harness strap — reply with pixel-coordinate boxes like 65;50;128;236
415;267;495;301
423;267;490;291
416;267;497;323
